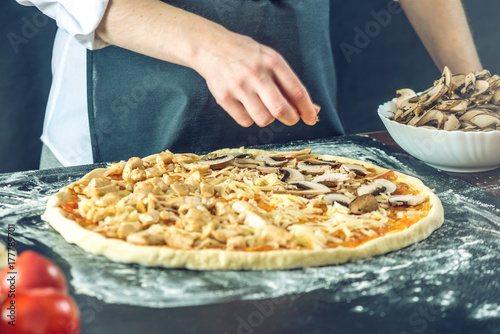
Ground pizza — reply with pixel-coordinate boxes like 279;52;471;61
44;148;444;270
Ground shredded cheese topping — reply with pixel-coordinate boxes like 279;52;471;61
61;149;431;251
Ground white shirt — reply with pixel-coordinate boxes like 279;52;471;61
16;0;109;166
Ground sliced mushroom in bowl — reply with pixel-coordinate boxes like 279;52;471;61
378;67;500;172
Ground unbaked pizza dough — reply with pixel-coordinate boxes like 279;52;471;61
44;148;444;270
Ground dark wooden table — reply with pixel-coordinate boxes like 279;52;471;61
1;135;499;334
363;131;500;198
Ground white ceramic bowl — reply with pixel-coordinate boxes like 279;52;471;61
377;99;500;173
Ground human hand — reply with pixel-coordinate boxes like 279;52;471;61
96;0;319;127
195;32;319;127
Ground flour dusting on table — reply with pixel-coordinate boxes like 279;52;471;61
0;137;498;321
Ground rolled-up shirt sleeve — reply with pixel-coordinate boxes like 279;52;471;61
16;0;109;50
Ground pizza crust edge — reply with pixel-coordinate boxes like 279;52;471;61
43;149;444;270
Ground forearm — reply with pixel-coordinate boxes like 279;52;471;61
95;0;228;70
399;0;482;74
95;0;318;127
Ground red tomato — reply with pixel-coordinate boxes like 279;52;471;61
0;251;67;301
0;288;80;334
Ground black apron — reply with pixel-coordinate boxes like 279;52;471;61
87;0;343;162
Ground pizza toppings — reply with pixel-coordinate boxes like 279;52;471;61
279;167;305;182
82;177;117;197
357;182;386;197
122;157;147;182
255;148;312;167
288;181;331;193
59;149;432;252
373;179;397;194
312;172;354;187
198;154;236;169
256;166;281;174
357;179;397;197
348;194;380;215
389;195;427;206
255;154;289;167
340;164;370;176
322;193;352;207
297;160;333;175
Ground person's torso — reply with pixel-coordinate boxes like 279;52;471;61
87;0;343;162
